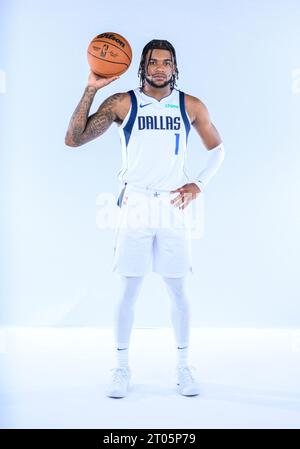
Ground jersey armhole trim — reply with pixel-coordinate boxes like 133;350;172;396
179;91;191;143
122;90;138;147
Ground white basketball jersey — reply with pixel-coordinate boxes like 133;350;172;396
117;87;192;191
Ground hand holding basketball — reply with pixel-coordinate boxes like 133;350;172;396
87;71;119;90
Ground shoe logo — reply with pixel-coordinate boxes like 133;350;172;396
140;102;152;108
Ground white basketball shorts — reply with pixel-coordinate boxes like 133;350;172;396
111;183;193;277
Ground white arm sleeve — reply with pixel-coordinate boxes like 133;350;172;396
193;142;225;191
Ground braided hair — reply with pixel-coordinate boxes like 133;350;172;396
138;39;179;90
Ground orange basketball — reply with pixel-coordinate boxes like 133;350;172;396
87;32;132;78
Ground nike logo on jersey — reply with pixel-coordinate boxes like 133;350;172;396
140;102;152;108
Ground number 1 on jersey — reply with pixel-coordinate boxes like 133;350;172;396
174;133;180;155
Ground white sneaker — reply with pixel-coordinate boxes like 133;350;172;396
106;366;131;398
176;365;200;396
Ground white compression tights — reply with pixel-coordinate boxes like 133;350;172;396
114;275;190;350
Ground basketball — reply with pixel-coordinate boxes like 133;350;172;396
87;32;132;78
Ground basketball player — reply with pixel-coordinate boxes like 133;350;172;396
65;39;225;398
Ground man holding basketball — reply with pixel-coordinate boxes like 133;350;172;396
65;39;224;398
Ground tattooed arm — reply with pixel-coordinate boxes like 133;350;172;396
65;71;126;147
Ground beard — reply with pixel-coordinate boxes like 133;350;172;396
145;75;172;89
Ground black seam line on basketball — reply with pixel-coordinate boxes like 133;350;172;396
87;51;129;67
91;39;131;61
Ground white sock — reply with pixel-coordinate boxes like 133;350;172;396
177;345;189;368
116;347;129;368
114;275;144;367
162;276;190;368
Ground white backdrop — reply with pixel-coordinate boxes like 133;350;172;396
1;0;300;327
